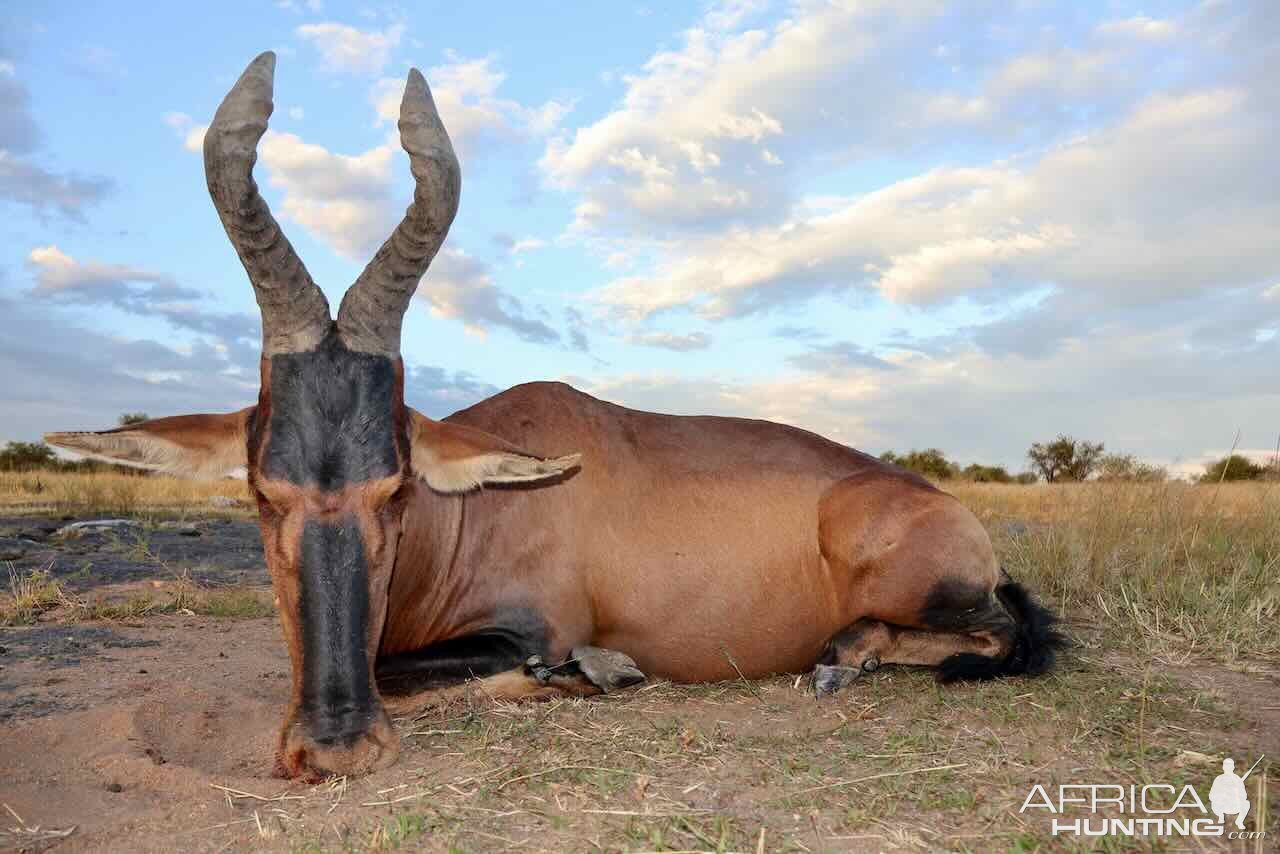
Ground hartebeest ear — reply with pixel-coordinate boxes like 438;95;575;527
44;409;254;479
408;408;580;494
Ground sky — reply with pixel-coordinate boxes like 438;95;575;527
1;0;1277;477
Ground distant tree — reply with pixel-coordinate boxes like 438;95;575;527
1201;454;1266;483
961;463;1012;483
1013;471;1040;485
0;441;58;471
881;448;958;480
1097;453;1168;483
1027;435;1105;483
118;413;150;426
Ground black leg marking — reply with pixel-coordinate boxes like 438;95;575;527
376;606;550;695
376;632;534;695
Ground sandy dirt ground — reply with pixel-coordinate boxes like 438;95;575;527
1;515;1276;852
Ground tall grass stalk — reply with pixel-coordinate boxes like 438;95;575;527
951;481;1280;663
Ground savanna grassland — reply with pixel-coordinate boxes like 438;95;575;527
0;473;1276;852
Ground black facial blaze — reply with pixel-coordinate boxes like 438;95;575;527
263;331;400;490
299;517;374;745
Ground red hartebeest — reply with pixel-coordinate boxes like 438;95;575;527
46;52;1064;781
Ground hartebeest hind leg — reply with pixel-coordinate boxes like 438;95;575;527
813;618;1006;697
815;474;1065;697
813;579;1064;697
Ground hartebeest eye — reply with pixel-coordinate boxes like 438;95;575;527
250;477;304;518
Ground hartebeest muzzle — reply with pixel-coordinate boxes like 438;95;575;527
205;50;457;779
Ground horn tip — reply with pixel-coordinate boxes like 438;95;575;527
239;51;276;85
403;68;429;102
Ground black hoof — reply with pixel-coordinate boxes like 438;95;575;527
813;663;859;698
571;646;645;693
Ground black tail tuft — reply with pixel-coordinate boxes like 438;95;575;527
936;577;1068;684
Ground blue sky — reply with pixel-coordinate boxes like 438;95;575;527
2;1;1277;476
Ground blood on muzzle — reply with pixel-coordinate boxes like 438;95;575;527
297;516;375;746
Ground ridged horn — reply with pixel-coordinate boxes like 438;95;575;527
336;68;460;356
204;51;331;355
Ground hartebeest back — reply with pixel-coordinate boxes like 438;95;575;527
47;52;1064;782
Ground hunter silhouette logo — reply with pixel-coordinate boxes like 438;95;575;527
1020;753;1267;839
1210;756;1260;830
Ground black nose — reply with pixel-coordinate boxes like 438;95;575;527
308;702;375;747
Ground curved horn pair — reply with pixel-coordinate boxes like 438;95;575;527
203;51;459;357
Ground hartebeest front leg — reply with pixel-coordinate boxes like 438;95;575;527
431;646;646;703
483;646;646;700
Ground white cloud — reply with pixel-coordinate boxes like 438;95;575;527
1097;16;1178;42
297;21;403;74
27;245;188;298
576;302;1280;473
160;63;572;347
985;46;1115;101
592;86;1279;320
372;53;571;160
541;1;946;233
164;112;398;261
163;112;206;153
288;106;305;120
415;248;560;344
277;0;324;12
705;0;769;32
511;238;545;255
0;151;113;221
257;129;397;259
25;246;264;373
1;61;111;219
0;293;493;443
625;330;712;351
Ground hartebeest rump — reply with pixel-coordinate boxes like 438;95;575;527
46;53;1064;781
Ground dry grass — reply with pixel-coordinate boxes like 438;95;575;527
3;564;74;624
0;470;251;515
949;480;1280;664
203;657;1274;852
0;566;273;626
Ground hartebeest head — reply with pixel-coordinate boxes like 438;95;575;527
44;52;578;780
